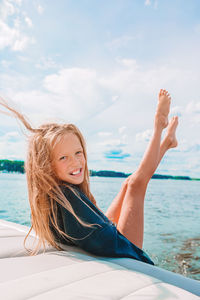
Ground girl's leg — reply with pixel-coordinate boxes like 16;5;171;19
116;90;177;249
105;116;178;226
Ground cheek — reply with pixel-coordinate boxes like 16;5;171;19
54;161;65;174
81;156;86;166
53;163;60;176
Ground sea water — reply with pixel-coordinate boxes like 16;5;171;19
0;173;199;280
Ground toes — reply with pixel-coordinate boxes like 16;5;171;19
174;115;179;123
165;90;170;97
169;117;175;124
169;116;179;126
172;116;176;122
159;89;171;99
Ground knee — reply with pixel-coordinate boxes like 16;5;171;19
127;171;147;191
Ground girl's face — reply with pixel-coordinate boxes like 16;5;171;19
52;133;86;185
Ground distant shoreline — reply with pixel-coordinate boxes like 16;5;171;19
90;170;200;181
0;159;200;181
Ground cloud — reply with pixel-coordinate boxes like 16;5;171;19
98;132;112;137
185;101;200;114
107;35;141;50
0;0;34;51
1;60;12;68
116;58;138;69
104;149;131;160
144;0;158;9
136;129;152;143
0;20;29;51
24;16;33;28
180;140;200;153
43;67;117;121
0;131;22;142
35;56;61;70
0;0;16;21
0;131;26;159
4;58;199;128
99;139;126;148
118;126;126;134
144;0;151;6
37;4;44;15
170;105;183;117
13;0;22;5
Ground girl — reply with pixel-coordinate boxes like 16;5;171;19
0;89;178;265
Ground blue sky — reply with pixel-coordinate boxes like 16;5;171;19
0;0;200;177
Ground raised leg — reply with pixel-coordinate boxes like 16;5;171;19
115;90;178;249
105;115;178;226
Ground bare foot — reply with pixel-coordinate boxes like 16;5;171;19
155;89;171;129
163;116;178;149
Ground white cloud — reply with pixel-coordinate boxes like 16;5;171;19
0;0;16;20
0;131;21;142
98;132;112;137
44;68;97;95
136;129;152;143
99;139;126;148
116;58;138;69
43;67;116;121
24;16;33;28
35;56;60;70
1;60;12;68
144;0;151;6
13;0;22;5
37;4;44;15
107;35;141;50
0;19;34;50
185;101;200;114
0;131;25;159
6;90;62;125
0;0;34;51
111;95;119;102
170;105;183;117
118;126;126;134
144;0;158;9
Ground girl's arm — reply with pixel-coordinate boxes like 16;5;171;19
105;179;129;225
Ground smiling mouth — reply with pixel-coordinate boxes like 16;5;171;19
70;168;83;176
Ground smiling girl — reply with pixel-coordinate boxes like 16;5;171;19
0;89;178;265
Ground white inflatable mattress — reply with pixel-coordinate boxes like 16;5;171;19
0;219;199;299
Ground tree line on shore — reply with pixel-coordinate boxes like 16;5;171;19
0;159;24;173
0;159;199;181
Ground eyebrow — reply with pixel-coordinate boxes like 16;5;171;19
57;147;83;157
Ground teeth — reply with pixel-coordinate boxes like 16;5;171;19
71;169;81;175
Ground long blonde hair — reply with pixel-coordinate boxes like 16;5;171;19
0;97;98;255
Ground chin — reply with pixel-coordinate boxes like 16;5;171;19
67;176;84;186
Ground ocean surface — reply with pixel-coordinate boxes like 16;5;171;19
0;173;199;281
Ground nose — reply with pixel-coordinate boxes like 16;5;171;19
70;155;80;166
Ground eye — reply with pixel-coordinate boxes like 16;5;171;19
76;151;83;155
59;156;67;161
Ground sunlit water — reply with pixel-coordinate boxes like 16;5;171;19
0;173;199;280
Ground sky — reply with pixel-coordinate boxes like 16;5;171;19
0;0;200;177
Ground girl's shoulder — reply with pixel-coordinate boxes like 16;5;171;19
59;183;84;199
59;183;111;225
59;183;92;208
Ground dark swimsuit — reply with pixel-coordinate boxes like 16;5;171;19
50;184;154;265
